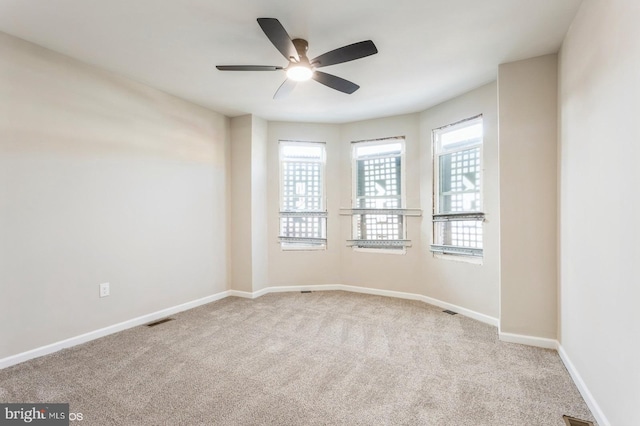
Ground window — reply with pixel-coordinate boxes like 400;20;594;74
350;138;407;250
279;141;327;250
432;116;484;257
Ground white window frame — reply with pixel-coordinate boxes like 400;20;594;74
350;137;407;254
431;115;484;258
278;140;327;251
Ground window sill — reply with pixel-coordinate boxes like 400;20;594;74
281;244;327;252
432;252;483;265
353;247;406;255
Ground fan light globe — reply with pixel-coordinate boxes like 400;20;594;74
286;65;313;82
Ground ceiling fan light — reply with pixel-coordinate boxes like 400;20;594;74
286;65;313;82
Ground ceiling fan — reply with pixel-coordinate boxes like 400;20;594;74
216;18;378;99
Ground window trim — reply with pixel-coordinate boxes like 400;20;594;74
350;137;407;253
431;116;484;258
278;140;327;251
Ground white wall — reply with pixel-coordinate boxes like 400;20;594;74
262;84;499;321
559;0;640;424
7;10;635;421
229;115;268;293
498;55;559;339
250;116;269;292
339;114;423;293
0;30;501;359
229;115;253;292
0;32;230;359
266;122;342;286
420;83;500;319
5;8;638;423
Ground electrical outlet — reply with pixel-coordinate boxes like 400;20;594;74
99;282;110;298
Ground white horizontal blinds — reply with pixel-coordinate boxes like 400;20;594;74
351;138;408;249
432;116;484;256
279;141;327;249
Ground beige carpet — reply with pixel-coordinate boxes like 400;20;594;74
0;291;596;425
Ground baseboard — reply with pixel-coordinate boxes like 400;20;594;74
0;284;504;370
338;284;500;326
0;290;231;370
230;284;347;298
1;284;606;426
498;331;558;349
419;293;499;327
2;282;607;426
226;289;255;299
558;345;610;426
261;284;343;296
244;283;499;327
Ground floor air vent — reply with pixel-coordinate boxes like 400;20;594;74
146;318;174;327
301;290;312;293
563;415;594;426
442;310;458;315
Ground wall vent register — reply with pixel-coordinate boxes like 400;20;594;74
146;318;174;327
562;415;594;426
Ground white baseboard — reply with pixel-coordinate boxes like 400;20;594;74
0;284;508;370
1;285;606;426
340;284;500;327
558;345;610;426
233;283;500;327
0;290;231;370
419;293;499;327
226;289;255;299
498;331;558;349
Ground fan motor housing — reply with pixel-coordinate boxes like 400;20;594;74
292;38;309;58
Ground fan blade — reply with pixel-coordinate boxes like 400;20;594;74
312;71;359;94
273;79;297;100
257;18;299;62
216;65;283;71
311;40;378;68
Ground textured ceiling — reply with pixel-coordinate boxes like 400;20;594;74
0;0;582;123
